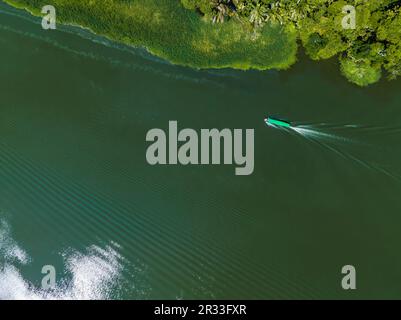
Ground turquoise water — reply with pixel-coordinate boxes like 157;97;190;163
1;1;401;299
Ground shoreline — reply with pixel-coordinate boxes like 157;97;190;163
2;0;297;72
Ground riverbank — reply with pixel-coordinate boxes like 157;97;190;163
5;0;400;87
2;0;298;71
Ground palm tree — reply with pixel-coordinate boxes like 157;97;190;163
211;0;233;23
249;3;268;28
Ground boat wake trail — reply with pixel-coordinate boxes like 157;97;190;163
290;125;401;182
292;126;358;145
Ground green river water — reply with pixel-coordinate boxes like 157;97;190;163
1;1;401;299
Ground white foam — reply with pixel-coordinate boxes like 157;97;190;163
56;244;123;300
0;220;124;300
293;127;356;144
0;219;29;264
0;265;41;300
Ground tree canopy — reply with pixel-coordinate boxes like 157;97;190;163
182;0;401;86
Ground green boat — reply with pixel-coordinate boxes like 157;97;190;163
265;116;292;128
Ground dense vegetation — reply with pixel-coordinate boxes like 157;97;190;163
4;0;401;85
181;0;401;86
3;0;297;70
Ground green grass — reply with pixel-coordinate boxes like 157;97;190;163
3;0;298;70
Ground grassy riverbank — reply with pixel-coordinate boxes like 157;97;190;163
181;0;401;87
2;0;298;70
5;0;400;86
